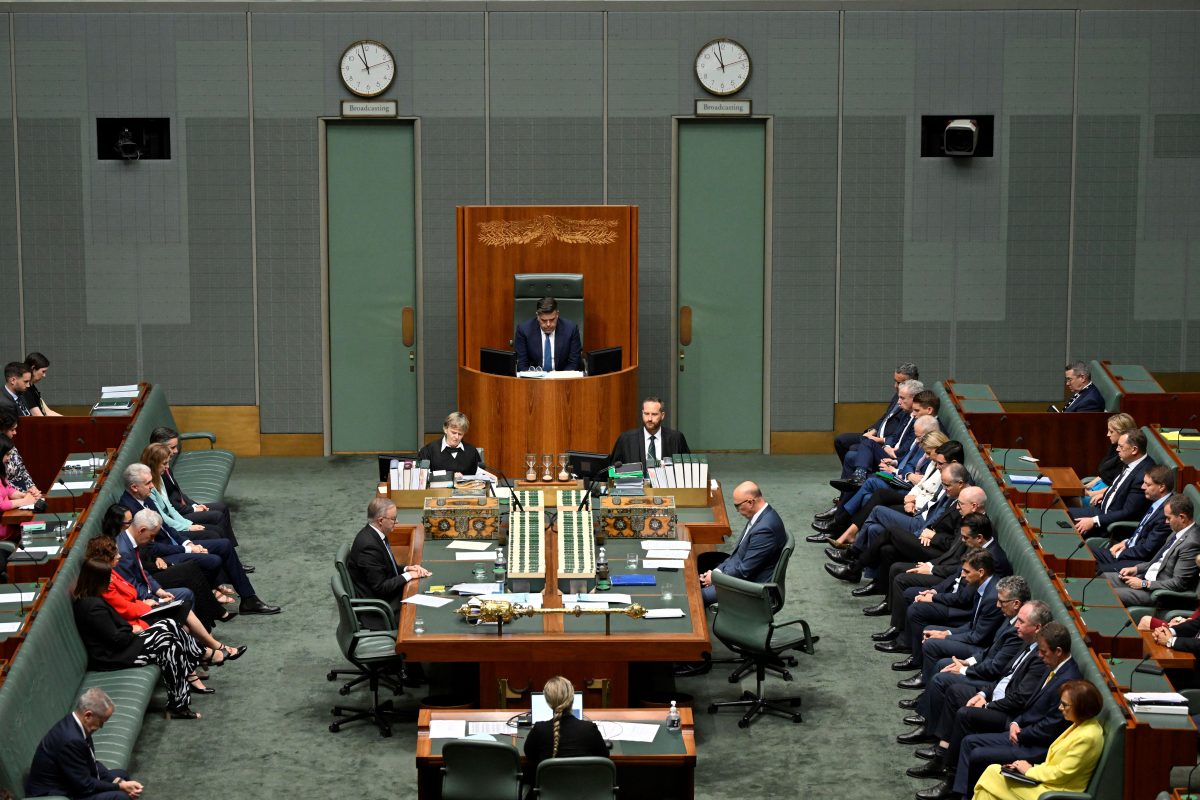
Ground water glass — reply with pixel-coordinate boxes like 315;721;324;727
472;565;487;582
413;616;426;635
625;552;639;571
660;581;674;602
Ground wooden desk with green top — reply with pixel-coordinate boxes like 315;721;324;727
416;707;696;800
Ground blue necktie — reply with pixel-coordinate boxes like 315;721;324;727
1126;505;1157;548
384;540;400;577
542;334;552;371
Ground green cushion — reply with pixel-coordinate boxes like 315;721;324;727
84;666;161;768
1089;360;1123;412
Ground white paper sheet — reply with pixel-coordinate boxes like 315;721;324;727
446;540;493;551
23;545;60;555
454;552;497;562
0;622;21;634
644;608;686;619
0;591;36;603
469;721;519;735
641;540;692;552
52;481;93;491
598;721;659;743
642;559;685;569
429;720;467;739
402;594;454;608
451;583;500;595
563;593;632;605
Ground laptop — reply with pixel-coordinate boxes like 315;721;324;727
531;691;583;723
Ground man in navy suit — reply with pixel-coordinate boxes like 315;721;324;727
26;688;143;799
1062;361;1104;412
1070;429;1152;535
916;622;1081;800
830;362;919;462
114;509;194;612
1089;464;1174;571
514;296;582;372
698;481;787;606
346;497;432;627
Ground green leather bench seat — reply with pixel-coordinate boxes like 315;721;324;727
1089;360;1123;412
0;510;161;798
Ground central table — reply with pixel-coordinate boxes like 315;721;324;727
394;510;716;707
416;708;697;800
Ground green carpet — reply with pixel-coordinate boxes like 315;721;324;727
127;454;923;798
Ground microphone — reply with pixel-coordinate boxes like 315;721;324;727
488;462;523;514
1074;571;1101;611
577;470;603;512
1033;506;1054;534
1022;471;1045;511
76;436;105;476
999;431;1019;473
1106;616;1135;664
1057;536;1090;577
1127;655;1152;689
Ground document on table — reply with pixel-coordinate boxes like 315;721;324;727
0;591;37;603
642;559;686;569
642;540;692;552
451;583;500;595
23;545;61;556
402;594;454;608
563;593;632;605
52;481;94;492
101;385;139;398
447;540;492;551
1006;474;1051;486
0;622;21;634
596;721;659;743
429;719;467;739
644;608;686;619
454;552;496;561
469;721;519;735
64;458;102;469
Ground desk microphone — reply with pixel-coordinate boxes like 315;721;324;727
1127;655;1151;689
999;431;1020;473
488;463;523;514
77;436;104;476
1106;616;1135;664
1074;572;1101;611
1056;536;1089;578
578;470;604;513
1021;472;1045;512
1032;506;1054;534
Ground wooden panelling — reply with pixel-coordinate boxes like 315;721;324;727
259;434;323;457
171;406;261;456
771;431;834;453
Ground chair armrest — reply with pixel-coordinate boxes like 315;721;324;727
773;618;818;654
1181;688;1200;716
347;629;399;658
1084;536;1109;550
351;598;397;629
1151;588;1197;608
1106;520;1136;538
179;431;216;448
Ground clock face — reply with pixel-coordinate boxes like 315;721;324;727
339;40;396;98
695;38;751;96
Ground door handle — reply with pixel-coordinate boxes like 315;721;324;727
679;306;692;347
402;307;415;347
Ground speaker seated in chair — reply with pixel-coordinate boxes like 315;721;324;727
513;274;583;373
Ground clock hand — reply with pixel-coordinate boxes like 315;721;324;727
360;44;371;74
716;42;726;70
722;58;748;67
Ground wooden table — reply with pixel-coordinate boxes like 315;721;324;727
415;708;696;800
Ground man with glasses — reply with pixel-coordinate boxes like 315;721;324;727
1069;429;1152;536
697;481;786;606
347;497;432;628
1061;361;1104;412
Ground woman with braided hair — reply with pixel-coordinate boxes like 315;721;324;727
523;676;607;789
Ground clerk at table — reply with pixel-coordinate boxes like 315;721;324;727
609;397;690;467
514;296;582;372
416;411;483;477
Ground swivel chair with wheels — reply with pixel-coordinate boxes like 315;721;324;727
534;756;617;800
442;739;523;800
328;573;409;737
706;571;817;728
326;542;404;697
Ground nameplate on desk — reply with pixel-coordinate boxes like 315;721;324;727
341;100;397;118
695;98;751;117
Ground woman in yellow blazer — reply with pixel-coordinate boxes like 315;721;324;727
973;680;1105;800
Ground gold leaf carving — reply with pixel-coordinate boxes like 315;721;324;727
477;215;618;248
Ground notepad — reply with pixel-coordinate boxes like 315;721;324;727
0;622;21;634
642;559;685;570
611;575;656;586
402;594;454;608
642;540;692;552
644;608;686;619
447;540;492;551
564;593;632;605
454;552;496;561
429;720;467;739
52;481;93;492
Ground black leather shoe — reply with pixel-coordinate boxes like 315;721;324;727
824;547;852;565
892;656;920;671
830;477;864;493
242;563;256;574
915;745;945;761
806;531;834;544
824;563;862;583
897;726;936;745
914;780;956;800
871;626;900;642
851;580;884;597
875;641;910;654
810;517;839;534
897;675;926;689
907;761;946;779
863;601;891;617
217;611;238;623
813;505;838;521
903;713;926;726
239;597;281;615
673;659;712;677
898;698;920;710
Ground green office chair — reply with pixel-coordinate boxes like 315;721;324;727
442;739;522;800
534;756;617;800
513;273;584;349
706;571;816;728
329;573;410;737
728;534;797;682
327;542;403;697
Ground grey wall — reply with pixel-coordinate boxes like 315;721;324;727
0;7;1196;437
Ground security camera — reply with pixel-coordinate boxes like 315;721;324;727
115;129;141;160
943;119;978;157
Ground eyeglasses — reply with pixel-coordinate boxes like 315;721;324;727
734;499;754;510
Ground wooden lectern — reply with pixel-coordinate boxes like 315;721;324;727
456;205;640;476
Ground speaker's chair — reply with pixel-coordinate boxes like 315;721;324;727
513;273;584;346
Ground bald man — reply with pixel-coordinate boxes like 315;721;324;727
698;481;788;606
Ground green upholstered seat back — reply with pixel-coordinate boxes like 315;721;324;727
442;739;523;800
534;757;617;800
513;273;584;348
1089;360;1123;412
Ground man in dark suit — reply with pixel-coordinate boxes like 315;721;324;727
916;622;1080;800
1070;429;1152;535
1152;588;1200;687
1106;492;1200;605
513;296;582;372
25;688;144;799
114;509;195;612
1089;464;1174;572
904;600;1053;783
1062;361;1104;412
0;361;31;417
608;396;690;467
830;362;919;462
698;481;787;606
149;426;239;549
347;497;432;628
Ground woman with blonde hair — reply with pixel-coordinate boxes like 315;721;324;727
523;676;607;785
1083;413;1138;506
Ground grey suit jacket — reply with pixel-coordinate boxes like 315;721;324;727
1137;525;1200;594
